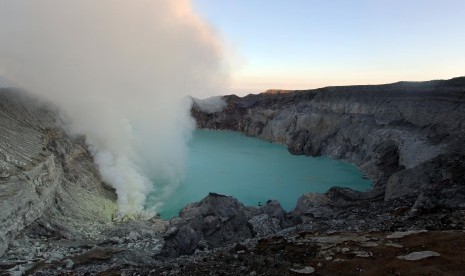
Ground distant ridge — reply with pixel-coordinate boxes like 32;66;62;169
262;89;293;95
260;76;465;95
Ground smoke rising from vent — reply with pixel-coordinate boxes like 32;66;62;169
0;0;228;217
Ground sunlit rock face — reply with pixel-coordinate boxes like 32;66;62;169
192;77;465;203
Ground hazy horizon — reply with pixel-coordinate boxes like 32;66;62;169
193;0;465;95
224;75;465;96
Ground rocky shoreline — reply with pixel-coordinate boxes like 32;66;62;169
192;77;465;209
1;78;465;275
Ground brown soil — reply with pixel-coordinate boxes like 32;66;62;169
142;230;465;276
320;231;465;276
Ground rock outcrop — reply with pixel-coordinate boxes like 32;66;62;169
1;78;465;274
162;193;288;257
192;77;465;209
0;89;118;257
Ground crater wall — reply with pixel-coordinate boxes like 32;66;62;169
192;77;465;203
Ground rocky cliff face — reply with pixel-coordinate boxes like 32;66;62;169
0;89;118;257
1;80;464;274
192;77;465;206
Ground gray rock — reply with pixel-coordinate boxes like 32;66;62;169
354;251;372;258
65;258;74;269
163;225;200;257
192;77;465;209
0;89;117;256
385;242;403;248
162;193;253;257
397;251;440;261
290;266;315;274
248;214;281;236
1;78;465;273
10;271;24;276
294;193;335;218
387;230;427;239
259;200;285;221
360;242;379;247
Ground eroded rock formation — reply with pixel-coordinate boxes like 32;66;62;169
0;89;117;256
1;77;465;274
192;77;465;208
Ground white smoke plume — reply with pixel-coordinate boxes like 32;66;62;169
0;0;228;217
192;96;227;113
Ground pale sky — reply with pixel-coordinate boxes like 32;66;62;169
193;0;465;94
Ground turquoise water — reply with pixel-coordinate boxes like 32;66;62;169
149;130;371;219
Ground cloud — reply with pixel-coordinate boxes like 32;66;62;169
0;0;229;217
192;96;227;113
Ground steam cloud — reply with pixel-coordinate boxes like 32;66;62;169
192;96;227;113
0;0;228;217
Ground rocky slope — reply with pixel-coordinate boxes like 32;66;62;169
192;77;465;207
1;78;465;275
0;89;170;275
24;192;464;275
0;89;119;257
102;229;465;276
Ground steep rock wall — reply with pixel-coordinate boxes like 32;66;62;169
192;78;465;203
0;89;117;256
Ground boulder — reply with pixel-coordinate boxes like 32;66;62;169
162;193;253;257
